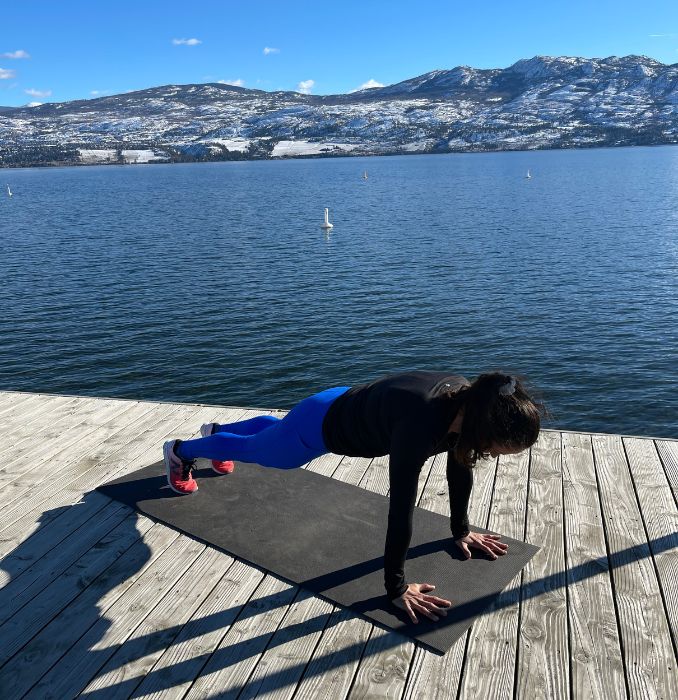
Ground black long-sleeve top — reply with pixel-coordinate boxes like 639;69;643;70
321;370;474;599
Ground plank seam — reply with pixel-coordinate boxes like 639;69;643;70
343;624;376;699
622;438;678;663
654;439;678;511
13;526;181;695
561;432;574;700
512;443;533;700
591;438;632;700
142;554;254;698
288;599;336;699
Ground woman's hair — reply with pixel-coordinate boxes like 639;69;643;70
450;372;548;468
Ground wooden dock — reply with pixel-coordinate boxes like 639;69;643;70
0;390;675;699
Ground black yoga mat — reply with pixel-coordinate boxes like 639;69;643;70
98;460;539;654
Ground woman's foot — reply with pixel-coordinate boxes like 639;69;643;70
163;440;198;494
200;423;236;474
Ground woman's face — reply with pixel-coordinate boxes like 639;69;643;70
486;444;524;459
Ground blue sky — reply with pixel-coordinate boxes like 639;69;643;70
1;0;677;107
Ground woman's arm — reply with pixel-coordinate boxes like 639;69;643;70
447;452;473;539
384;425;428;600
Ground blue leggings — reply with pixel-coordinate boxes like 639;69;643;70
176;386;349;469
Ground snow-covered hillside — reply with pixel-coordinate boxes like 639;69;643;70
1;55;676;167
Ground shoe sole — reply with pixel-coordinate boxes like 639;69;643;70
163;441;197;495
200;423;215;438
211;463;235;474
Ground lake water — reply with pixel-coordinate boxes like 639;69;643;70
1;147;676;438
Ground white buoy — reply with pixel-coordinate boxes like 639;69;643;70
6;184;12;197
320;207;333;230
525;169;532;179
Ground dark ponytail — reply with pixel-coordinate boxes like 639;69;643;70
451;372;547;468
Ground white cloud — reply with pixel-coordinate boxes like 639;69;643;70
1;49;30;59
296;79;314;94
0;68;16;79
172;38;202;46
90;90;111;96
217;79;245;87
263;47;280;55
351;78;385;92
26;101;42;107
24;87;51;97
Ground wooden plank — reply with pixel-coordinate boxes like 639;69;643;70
183;575;298;700
360;453;391;496
405;452;501;700
129;558;265;700
514;431;569;699
0;391;48;422
0;397;136;504
592;433;678;700
330;455;373;486
0;521;179;699
655;439;678;504
24;535;207;699
0;393;78;430
0;489;127;589
238;590;334;699
0;403;233;563
0;401;179;533
293;606;372;700
79;546;231;699
0;499;130;625
460;447;528;700
562;431;626;699
304;450;344;478
0;400;156;522
624;437;678;647
347;628;414;700
1;395;95;453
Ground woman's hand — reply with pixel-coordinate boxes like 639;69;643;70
455;531;508;560
392;583;452;624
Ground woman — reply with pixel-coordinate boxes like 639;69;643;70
163;370;545;624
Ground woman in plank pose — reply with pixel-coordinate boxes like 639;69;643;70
163;370;544;623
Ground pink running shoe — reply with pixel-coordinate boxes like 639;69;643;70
200;423;235;474
163;440;198;494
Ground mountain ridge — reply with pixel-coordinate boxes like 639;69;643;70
1;54;676;167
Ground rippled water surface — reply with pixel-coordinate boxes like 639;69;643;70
1;147;676;437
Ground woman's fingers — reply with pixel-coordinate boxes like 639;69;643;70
468;534;510;559
418;583;436;592
406;605;418;624
411;600;440;621
422;594;452;608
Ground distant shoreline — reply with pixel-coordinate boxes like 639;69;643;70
1;139;676;170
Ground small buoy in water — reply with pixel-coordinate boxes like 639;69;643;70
525;169;532;179
321;207;333;229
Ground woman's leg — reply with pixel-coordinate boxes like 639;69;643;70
178;386;349;468
213;415;280;435
178;422;316;468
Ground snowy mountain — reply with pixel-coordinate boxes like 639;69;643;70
1;55;676;167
